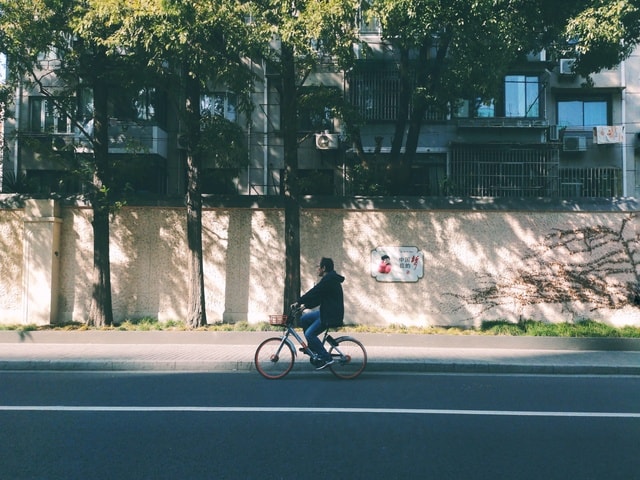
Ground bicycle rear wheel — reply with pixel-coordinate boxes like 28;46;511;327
254;337;295;379
328;337;367;379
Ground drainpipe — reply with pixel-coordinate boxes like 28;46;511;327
621;59;628;197
13;81;22;180
263;60;269;195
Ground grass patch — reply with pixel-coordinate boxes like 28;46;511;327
2;318;640;338
480;319;640;338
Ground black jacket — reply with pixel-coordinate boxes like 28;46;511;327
298;270;345;327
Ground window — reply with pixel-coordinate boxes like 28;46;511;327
557;98;607;127
505;75;540;117
357;2;380;35
201;93;237;122
453;98;495;118
108;86;167;127
476;99;495;118
349;63;400;121
134;88;157;121
29;97;71;134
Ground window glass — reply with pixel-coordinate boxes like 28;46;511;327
476;98;495;118
584;101;607;126
108;86;167;127
505;75;539;117
29;97;70;133
357;1;380;34
201;93;237;122
558;99;607;126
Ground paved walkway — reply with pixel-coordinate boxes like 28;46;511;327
1;330;639;375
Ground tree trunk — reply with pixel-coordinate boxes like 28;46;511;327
390;37;450;195
388;48;412;195
185;74;207;328
280;43;301;312
88;66;113;327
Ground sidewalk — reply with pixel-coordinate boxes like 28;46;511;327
1;330;639;375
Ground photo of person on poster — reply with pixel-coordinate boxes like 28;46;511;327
378;254;391;274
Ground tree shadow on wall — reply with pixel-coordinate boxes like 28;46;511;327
448;215;640;318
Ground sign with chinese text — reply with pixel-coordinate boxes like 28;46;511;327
371;246;424;282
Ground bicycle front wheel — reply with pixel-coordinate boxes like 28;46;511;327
254;337;295;379
329;337;367;379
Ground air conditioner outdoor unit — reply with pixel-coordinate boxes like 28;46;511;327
563;135;587;152
559;58;576;75
315;132;339;150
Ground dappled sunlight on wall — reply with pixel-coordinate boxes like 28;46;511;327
444;213;640;326
203;210;229;322
0;210;24;322
58;207;93;323
2;199;639;327
247;210;285;322
110;208;188;322
203;208;285;324
340;211;431;326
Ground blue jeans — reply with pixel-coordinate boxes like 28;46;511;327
299;310;330;360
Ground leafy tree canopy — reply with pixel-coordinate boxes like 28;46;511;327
565;0;640;74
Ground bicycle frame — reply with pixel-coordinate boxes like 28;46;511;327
276;322;332;361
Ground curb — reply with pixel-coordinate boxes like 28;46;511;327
1;330;640;350
1;359;639;376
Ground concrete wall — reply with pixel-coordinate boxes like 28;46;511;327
2;196;640;328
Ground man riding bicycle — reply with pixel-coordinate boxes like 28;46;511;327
293;257;345;370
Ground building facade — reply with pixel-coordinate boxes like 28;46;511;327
1;25;638;200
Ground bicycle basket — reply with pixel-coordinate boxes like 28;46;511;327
269;314;288;326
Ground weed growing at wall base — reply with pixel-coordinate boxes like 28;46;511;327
480;320;640;338
1;318;640;337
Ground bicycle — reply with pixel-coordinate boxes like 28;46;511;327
254;305;367;380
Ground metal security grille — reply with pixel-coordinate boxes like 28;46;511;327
450;144;622;198
348;67;400;121
450;144;560;197
347;63;450;122
559;167;622;198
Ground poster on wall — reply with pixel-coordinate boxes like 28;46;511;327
371;246;424;282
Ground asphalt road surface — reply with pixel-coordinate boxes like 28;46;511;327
1;371;639;479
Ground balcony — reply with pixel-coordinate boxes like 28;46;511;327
74;122;168;158
457;118;549;129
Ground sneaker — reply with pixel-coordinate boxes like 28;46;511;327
315;358;335;370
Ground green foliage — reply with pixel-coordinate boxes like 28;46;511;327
3;171;35;194
347;162;391;196
115;317;188;331
565;0;640;74
481;319;640;338
197;115;247;169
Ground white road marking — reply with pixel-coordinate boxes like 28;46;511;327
0;405;639;418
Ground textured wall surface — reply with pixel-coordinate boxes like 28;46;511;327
1;201;639;327
0;209;24;323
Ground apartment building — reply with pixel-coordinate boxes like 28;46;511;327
1;28;638;200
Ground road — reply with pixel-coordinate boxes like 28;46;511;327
1;371;639;479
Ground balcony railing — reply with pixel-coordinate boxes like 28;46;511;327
72;123;168;158
457;118;549;128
